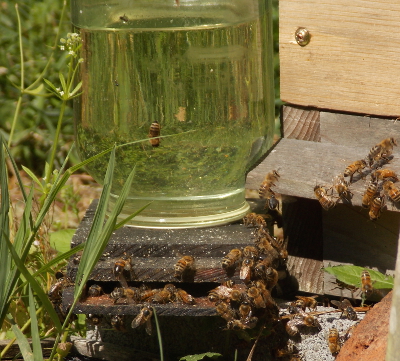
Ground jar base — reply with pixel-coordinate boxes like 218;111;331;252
108;189;250;229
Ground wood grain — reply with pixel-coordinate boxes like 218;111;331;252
282;105;320;141
280;0;400;117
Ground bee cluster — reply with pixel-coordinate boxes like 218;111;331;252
314;137;399;220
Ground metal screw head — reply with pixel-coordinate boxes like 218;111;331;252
295;28;310;46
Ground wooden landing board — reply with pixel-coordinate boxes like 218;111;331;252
279;0;400;117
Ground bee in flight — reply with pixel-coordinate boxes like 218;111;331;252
148;121;161;147
131;305;153;335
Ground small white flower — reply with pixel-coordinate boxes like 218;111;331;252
59;90;65;96
60;45;65;51
56;88;60;92
78;58;84;63
60;38;66;43
68;50;76;56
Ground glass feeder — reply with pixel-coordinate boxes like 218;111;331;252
71;0;275;228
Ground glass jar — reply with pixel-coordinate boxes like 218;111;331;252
71;0;275;228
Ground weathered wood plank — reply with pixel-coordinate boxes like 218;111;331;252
320;112;400;146
282;105;320;141
0;339;54;359
280;0;400;117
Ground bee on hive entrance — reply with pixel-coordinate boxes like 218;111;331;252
343;159;367;183
174;255;195;281
148;121;161;147
314;185;335;210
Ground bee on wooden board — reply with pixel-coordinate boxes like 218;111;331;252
362;181;378;209
343;159;367;183
221;248;242;270
48;276;73;304
369;195;385;221
110;287;140;304
331;298;358;321
327;328;341;356
368;137;397;166
361;269;373;297
208;284;233;303
174;255;195;280
215;301;238;323
240;257;255;283
151;285;174;304
87;284;103;297
113;254;132;288
371;169;399;182
383;180;400;203
243;212;267;227
294;295;318;311
333;175;353;201
175;287;196;305
131;305;153;335
139;286;159;302
314;185;336;210
148;121;161;147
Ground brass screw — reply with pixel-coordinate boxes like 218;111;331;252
295;28;310;46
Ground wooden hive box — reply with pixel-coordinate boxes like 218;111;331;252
244;0;400;300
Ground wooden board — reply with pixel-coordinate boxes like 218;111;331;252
279;0;400;117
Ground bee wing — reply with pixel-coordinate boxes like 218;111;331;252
341;298;353;307
145;319;152;336
330;300;342;308
131;313;144;329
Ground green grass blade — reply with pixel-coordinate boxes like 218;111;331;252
4;235;62;332
6;314;34;361
28;286;44;361
0;138;11;323
21;166;44;190
152;308;164;361
114;202;151;229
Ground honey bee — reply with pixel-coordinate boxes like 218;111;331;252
362;181;378;209
331;298;358;321
247;286;275;309
285;316;303;336
383;180;400;203
361;270;373;297
208;284;233;303
215;302;237;322
139;287;159;302
369;195;385;221
110;287;140;304
113;254;132;288
294;295;318;311
151;285;175;304
371;169;399;182
148;121;161;147
265;170;280;183
86;314;103;326
175;288;196;305
314;185;336;210
275;344;299;358
265;193;280;210
87;284;103;297
254;264;278;290
259;181;275;200
243;213;266;227
327;328;341;355
110;315;126;331
269;236;289;264
334;175;353;201
174;255;195;280
221;248;242;270
131;305;153;335
48;276;73;304
242;246;259;259
343;159;367;182
119;14;128;22
240;257;255;283
368;137;397;166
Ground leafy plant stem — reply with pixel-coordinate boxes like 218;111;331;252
45;100;67;189
8;4;24;147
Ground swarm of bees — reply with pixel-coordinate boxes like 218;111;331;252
314;137;399;220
